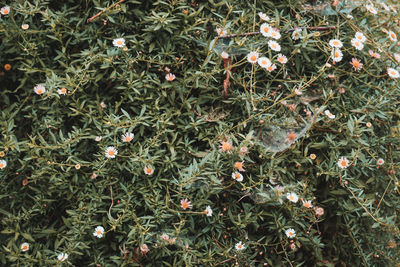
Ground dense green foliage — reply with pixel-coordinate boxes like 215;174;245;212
1;0;399;266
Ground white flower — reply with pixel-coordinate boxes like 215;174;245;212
329;39;343;48
216;27;227;36
365;4;378;14
337;157;349;169
121;132;134;142
285;228;296;238
388;68;400;79
93;226;105;238
380;2;390;11
315;206;324;216
394;53;400;63
331;48;343;62
268;40;281;52
235;241;245;251
221;51;229;59
294;88;302;95
34;84;46;95
232;171;243;182
144;166;154;175
266;64;277;72
260;23;272;37
277;54;287;64
291;28;302;40
105;146;118;158
205;205;213;216
270;29;281;40
257;57;271;68
351;38;364;50
324;110;336;119
57;253;68;262
0;6;10;15
247;51;259;63
258;12;270;21
302;200;313;208
57;88;67;95
165;73;176;81
95;136;102;142
388;31;397;42
377;158;385;166
21;242;29;252
286;192;299;203
21;24;29;30
113;38;125;47
354;32;367;43
0;160;7;169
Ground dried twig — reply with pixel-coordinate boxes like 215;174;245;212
87;0;126;23
108;185;115;220
217;26;336;39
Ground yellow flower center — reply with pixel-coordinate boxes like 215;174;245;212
235;173;241;179
37;89;43;94
334;51;339;57
0;163;3;168
125;136;131;142
60;88;66;94
341;160;347;167
146;168;152;173
304;202;310;208
250;55;257;61
391;33;396;39
117;40;123;45
182;202;189;209
3;9;9;15
288;133;296;141
264;27;269;33
108;150;114;156
97;230;102;235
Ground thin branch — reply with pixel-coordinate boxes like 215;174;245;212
108;185;115;220
217;26;336;39
87;0;126;23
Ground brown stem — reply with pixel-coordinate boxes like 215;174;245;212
217;26;336;39
87;0;126;23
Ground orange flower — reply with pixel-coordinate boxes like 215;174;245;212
180;198;192;210
234;161;245;172
219;140;233;153
4;64;11;71
350;58;363;71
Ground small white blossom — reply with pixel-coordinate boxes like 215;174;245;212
205;205;213;216
285;228;296;238
21;242;29;252
235;241;246;251
113;38;125;47
286;193;299;203
57;253;68;262
93;226;105;238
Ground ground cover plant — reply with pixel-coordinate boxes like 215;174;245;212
0;0;399;266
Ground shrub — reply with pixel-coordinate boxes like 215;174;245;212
0;0;399;266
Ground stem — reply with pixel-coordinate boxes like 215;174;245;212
87;0;126;23
217;26;336;39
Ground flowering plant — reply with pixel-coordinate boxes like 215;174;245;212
0;0;399;266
